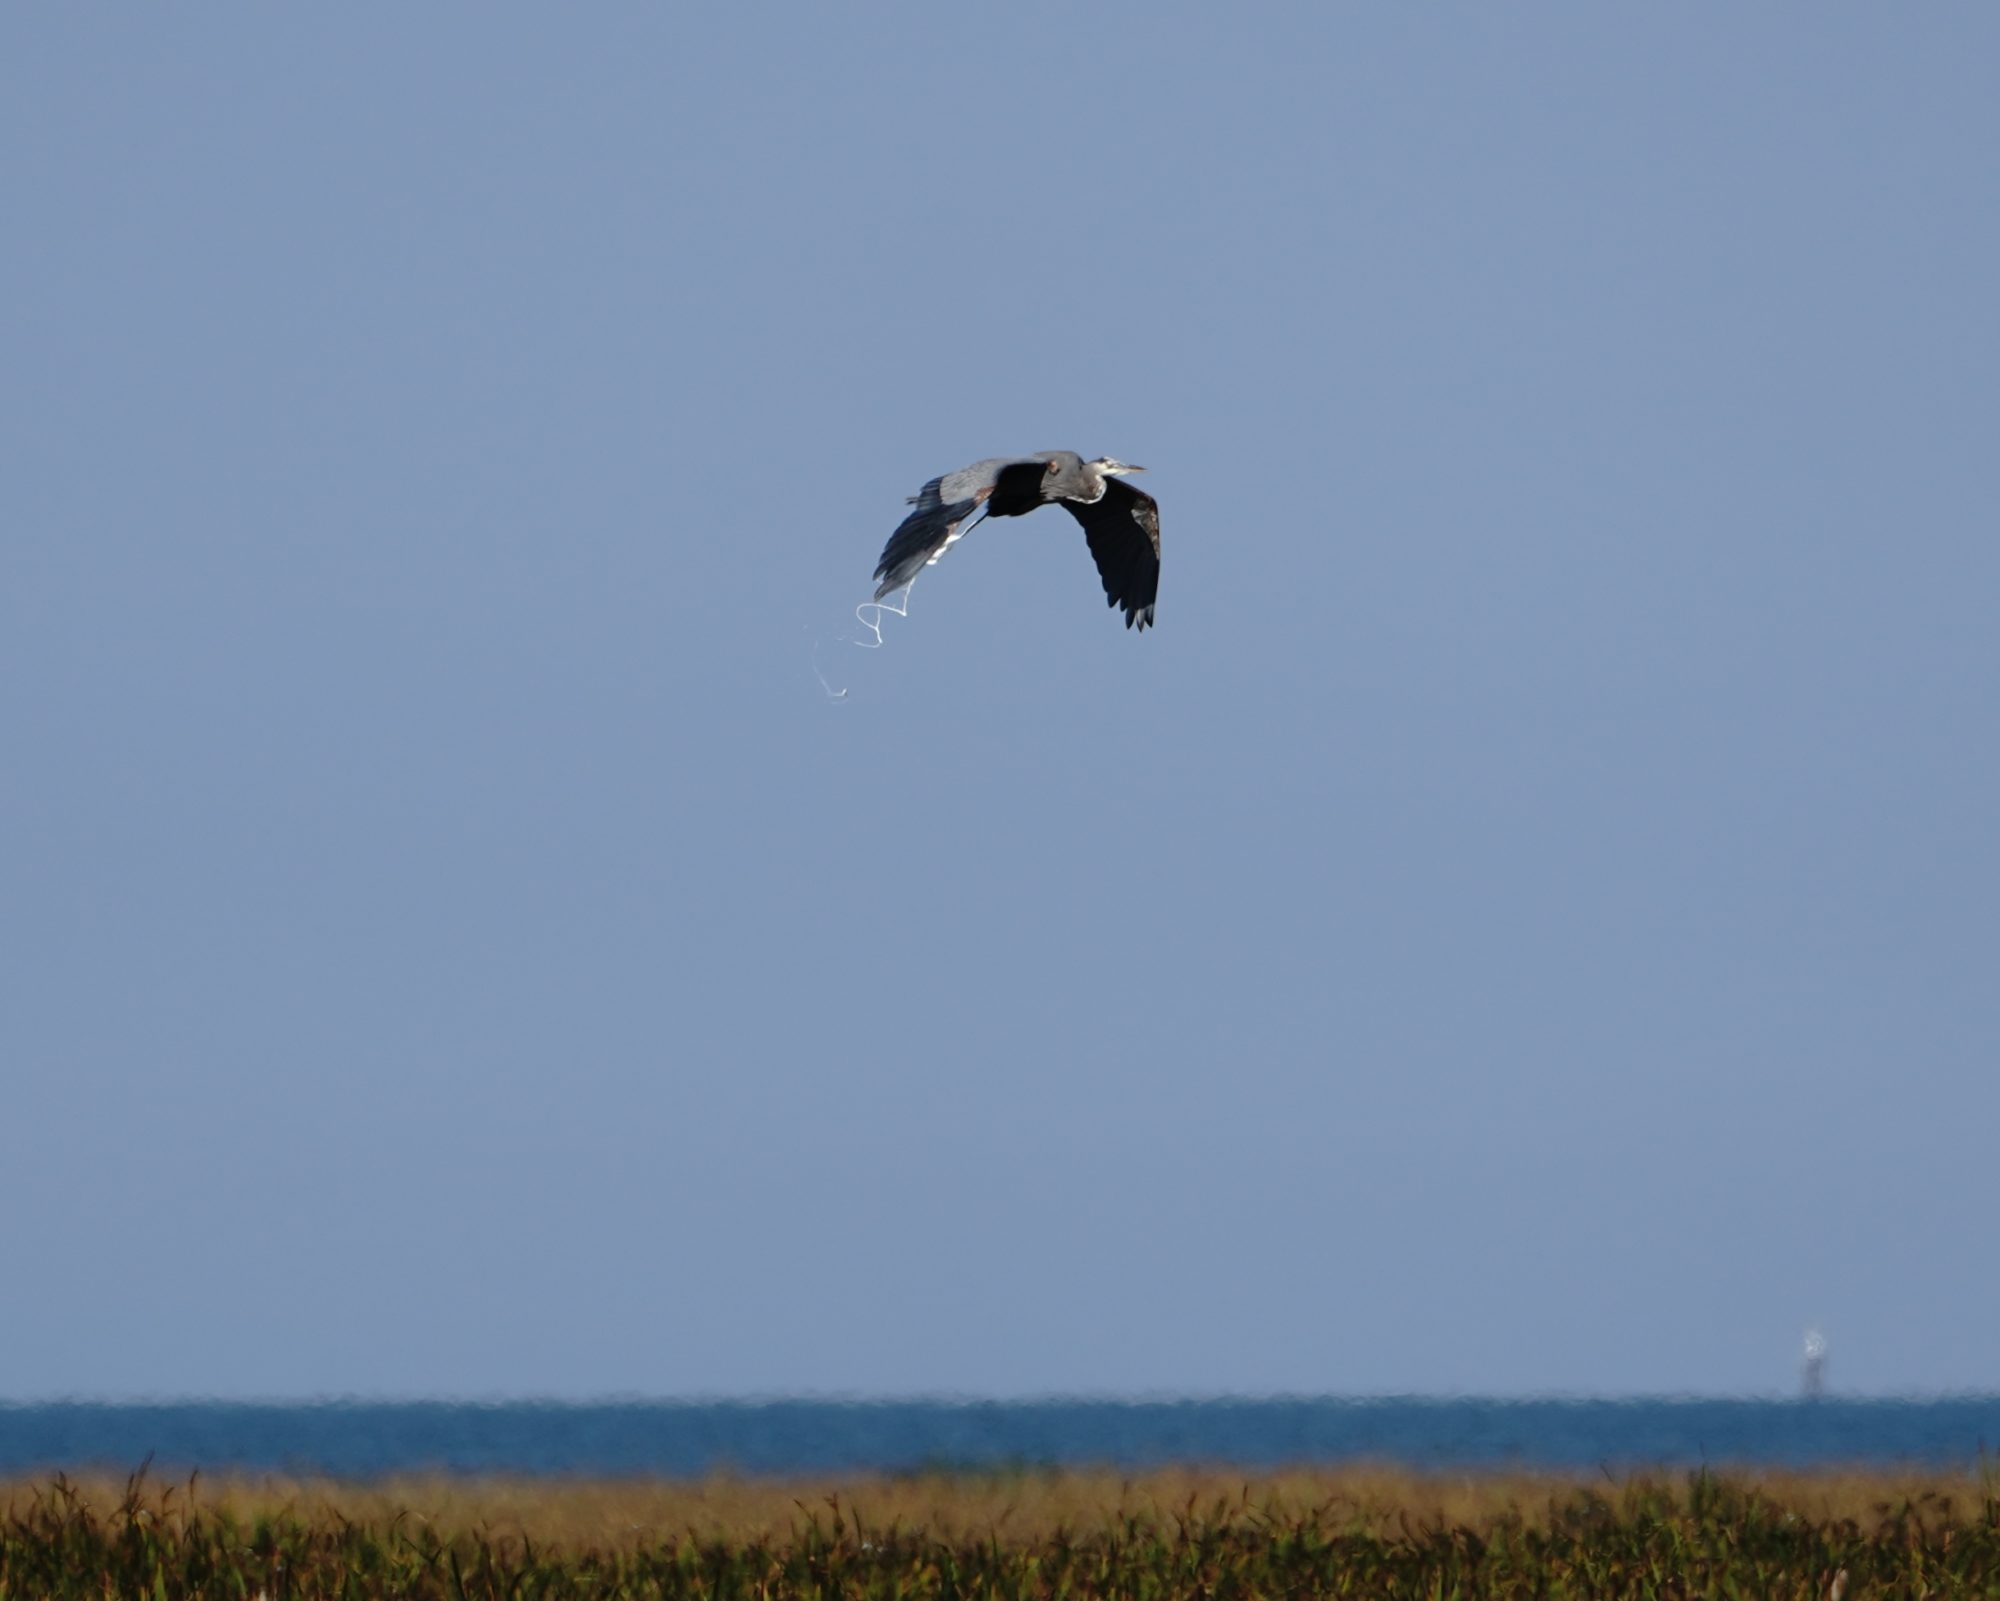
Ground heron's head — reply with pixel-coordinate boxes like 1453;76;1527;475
1037;451;1146;503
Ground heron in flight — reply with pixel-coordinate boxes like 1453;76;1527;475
871;451;1161;630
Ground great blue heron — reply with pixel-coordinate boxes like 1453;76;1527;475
871;451;1160;630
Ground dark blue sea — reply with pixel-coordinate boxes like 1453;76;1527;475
3;1398;1996;1478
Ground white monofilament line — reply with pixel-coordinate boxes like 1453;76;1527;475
811;571;921;701
851;574;916;650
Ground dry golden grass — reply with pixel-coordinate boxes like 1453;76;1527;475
6;1464;1991;1554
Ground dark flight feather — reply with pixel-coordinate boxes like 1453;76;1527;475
1060;478;1160;630
872;476;981;598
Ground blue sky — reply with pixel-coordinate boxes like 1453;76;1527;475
4;5;1996;1399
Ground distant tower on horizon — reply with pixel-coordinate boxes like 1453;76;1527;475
1802;1328;1829;1397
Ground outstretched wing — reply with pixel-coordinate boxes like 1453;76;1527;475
1061;478;1160;630
871;458;1018;599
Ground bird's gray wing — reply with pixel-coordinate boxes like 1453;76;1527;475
1060;478;1160;630
871;457;1023;599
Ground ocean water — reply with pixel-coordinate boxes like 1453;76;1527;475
2;1397;1996;1478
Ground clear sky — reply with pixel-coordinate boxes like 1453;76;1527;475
4;6;1996;1400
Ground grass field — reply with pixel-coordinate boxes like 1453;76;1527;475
4;1464;1997;1596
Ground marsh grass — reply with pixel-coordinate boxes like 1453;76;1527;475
4;1464;1997;1596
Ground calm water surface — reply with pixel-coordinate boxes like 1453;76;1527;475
4;1398;1996;1478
